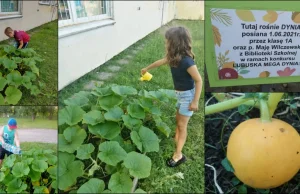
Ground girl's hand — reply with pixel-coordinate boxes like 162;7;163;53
141;68;148;75
189;100;199;111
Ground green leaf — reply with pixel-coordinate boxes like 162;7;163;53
82;110;104;125
158;89;176;99
2;58;17;70
239;70;250;74
104;106;124;122
7;71;23;87
32;160;48;172
59;125;87;153
111;135;135;153
98;141;127;166
154;116;171;137
24;71;37;81
111;85;137;96
122;115;142;130
2;154;16;168
127;104;145;119
0;172;4;182
221;157;235;173
105;164;118;175
64;93;90;107
59;105;85;126
30;85;41;96
7;178;27;193
139;126;159;152
12;57;22;63
12;162;30;177
47;165;57;180
91;86;113;97
149;91;169;102
108;172;132;193
124;152;151;179
3;45;16;54
24;59;39;76
78;178;105;193
89;121;121;140
28;167;41;182
138;98;154;112
58;152;84;191
231;177;240;186
76;143;95;160
0;76;7;91
130;131;143;152
238;185;247;194
45;154;57;165
5;86;22;105
98;94;124;111
22;75;33;89
33;186;48;194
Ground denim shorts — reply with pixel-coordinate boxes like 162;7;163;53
175;88;195;117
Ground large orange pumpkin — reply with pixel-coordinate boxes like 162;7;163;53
227;118;300;189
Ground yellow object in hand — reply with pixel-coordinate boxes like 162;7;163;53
140;72;153;81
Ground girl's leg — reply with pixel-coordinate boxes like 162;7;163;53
174;111;180;144
173;113;190;161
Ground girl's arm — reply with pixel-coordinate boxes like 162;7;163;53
187;65;203;111
14;130;20;147
0;127;4;144
141;58;168;75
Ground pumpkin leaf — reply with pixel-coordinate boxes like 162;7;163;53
5;86;22;105
238;184;247;194
111;85;137;96
59;105;85;126
88;121;121;140
104;106;124;122
127;104;145;119
123;152;151;179
98;141;127;166
221;157;235;173
77;178;105;193
108;172;132;193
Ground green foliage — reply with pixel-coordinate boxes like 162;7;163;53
0;148;57;193
58;85;177;193
0;45;44;105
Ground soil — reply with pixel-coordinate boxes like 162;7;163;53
205;93;300;194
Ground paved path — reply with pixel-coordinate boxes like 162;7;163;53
18;129;57;143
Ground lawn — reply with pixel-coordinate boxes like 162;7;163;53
59;20;204;193
20;142;57;152
0;21;58;105
0;117;57;129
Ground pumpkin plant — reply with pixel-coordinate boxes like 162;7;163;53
58;85;177;193
0;148;57;193
0;45;45;105
205;93;300;190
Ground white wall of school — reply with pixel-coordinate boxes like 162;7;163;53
0;1;57;41
175;1;205;20
59;1;177;90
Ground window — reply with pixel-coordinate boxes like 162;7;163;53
0;0;21;17
39;0;55;6
58;0;113;27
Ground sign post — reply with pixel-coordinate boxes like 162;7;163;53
205;1;300;87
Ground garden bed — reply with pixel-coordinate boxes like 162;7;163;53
205;93;300;194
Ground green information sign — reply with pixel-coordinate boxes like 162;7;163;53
205;1;300;87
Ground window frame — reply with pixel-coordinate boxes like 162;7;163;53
39;0;54;6
58;0;113;28
0;0;22;16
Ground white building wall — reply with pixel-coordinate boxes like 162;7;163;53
0;1;57;41
59;1;176;90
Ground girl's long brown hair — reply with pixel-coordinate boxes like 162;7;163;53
165;26;194;67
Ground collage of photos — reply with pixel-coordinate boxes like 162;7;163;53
0;0;299;194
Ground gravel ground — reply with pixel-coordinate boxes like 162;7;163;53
18;129;57;143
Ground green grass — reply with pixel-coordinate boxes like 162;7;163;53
0;21;58;105
20;142;57;152
59;20;204;193
0;117;57;129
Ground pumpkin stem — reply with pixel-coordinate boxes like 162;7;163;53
205;96;251;115
260;98;271;123
268;93;284;117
